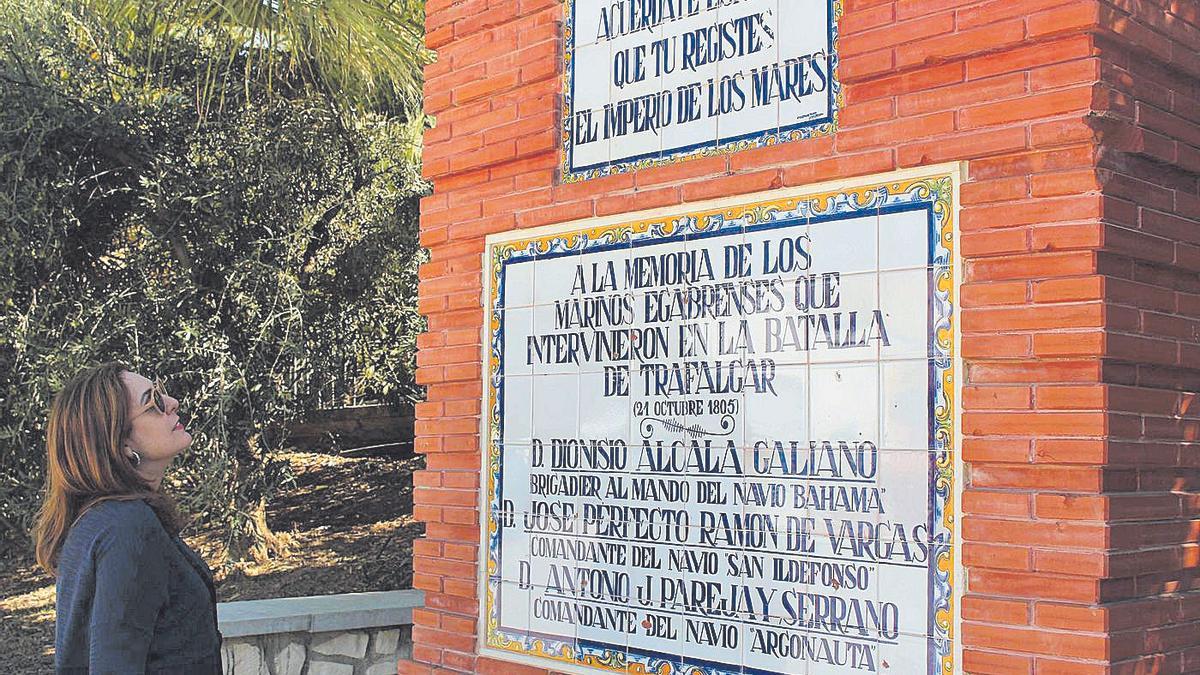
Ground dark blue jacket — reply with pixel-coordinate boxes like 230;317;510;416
54;499;223;674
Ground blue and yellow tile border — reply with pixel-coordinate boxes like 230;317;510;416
478;164;964;675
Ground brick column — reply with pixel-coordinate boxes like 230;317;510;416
1089;1;1200;671
406;1;1200;673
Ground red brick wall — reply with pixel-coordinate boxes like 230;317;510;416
1087;1;1200;672
407;1;1200;673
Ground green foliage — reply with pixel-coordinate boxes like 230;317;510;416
0;0;428;553
81;0;431;114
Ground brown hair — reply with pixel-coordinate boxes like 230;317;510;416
31;362;185;575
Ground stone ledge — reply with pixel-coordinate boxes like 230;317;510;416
217;590;423;638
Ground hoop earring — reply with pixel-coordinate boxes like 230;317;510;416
129;450;141;468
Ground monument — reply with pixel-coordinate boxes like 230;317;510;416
410;0;1200;673
481;167;959;674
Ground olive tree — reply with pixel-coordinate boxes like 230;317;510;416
0;0;428;560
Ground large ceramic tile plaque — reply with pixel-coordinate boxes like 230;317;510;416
561;0;842;182
480;167;960;675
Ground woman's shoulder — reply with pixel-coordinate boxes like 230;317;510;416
76;497;158;523
68;499;167;547
57;499;170;578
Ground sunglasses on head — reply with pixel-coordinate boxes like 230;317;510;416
131;378;170;419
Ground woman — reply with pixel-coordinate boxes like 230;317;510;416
31;363;223;674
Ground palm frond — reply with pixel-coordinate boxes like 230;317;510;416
81;0;432;113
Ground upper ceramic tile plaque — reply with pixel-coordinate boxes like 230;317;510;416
480;167;960;675
561;0;842;182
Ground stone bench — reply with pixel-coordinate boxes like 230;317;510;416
217;590;423;675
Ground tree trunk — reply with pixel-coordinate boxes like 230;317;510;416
224;496;292;564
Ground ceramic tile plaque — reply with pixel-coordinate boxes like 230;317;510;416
561;0;842;182
480;167;960;674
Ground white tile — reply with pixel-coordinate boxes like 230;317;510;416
775;68;836;133
607;39;665;167
720;73;777;147
811;473;883;562
501;376;534;444
627;367;651;446
567;40;612;173
776;0;832;60
568;0;605;49
578;370;631;439
758;311;813;367
717;86;780;148
662;99;718;163
807;271;881;365
672;468;733;529
499;443;536;514
878;268;932;361
633;289;675;354
502;306;536;377
809;362;879;443
690;311;742;363
879;207;933;271
804;634;885;675
499;259;536;308
785;477;834;536
744;364;807;443
629;234;689;292
571;239;633;298
752;226;816;361
630;365;692;441
736;467;799;531
526;583;578;661
635;315;688;371
743;219;812;284
568;552;643;615
493;580;531;642
583;459;632;523
570;38;612;114
629;601;685;674
533;251;588;307
808;213;879;276
741;615;809;675
529;303;577;376
680;611;742;671
874;557;936;639
495;518;529;583
687;406;746;460
588;242;638;293
874;631;942;675
875;449;935;535
527;481;582;541
880;359;931;450
775;0;834;130
660;6;720;160
714;0;779;144
567;127;611;179
532;372;580;439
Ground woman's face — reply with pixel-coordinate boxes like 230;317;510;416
121;371;192;462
